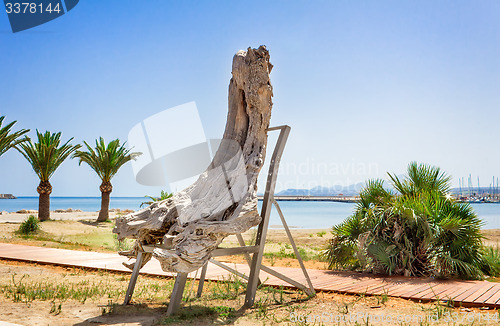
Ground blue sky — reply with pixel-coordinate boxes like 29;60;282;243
1;1;500;196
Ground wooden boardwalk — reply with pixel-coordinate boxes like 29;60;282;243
0;243;499;308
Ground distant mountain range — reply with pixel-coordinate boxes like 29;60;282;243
275;183;365;196
265;185;500;198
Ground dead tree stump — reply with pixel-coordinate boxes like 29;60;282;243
113;46;274;273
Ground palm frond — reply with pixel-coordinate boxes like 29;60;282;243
357;179;392;211
433;251;485;280
15;130;80;181
324;161;492;280
389;162;451;197
0;116;29;158
72;137;141;183
140;190;173;208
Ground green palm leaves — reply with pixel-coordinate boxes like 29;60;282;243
140;190;173;208
324;162;493;280
73;138;140;222
15;130;81;221
73;137;140;183
3;115;138;223
388;162;452;197
16;130;81;183
0;116;29;158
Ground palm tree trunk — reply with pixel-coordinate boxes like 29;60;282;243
97;181;112;222
37;181;52;221
39;193;50;221
97;191;111;222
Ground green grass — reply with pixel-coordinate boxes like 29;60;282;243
161;276;307;324
67;232;133;252
157;277;306;324
0;274;123;304
16;215;40;235
263;244;326;263
483;246;500;277
158;305;234;324
212;305;236;318
317;231;326;237
0;270;179;308
204;275;247;301
14;231;133;252
244;229;258;246
12;220;134;252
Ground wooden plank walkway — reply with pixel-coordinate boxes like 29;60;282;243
0;243;499;308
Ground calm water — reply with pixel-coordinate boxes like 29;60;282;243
0;197;146;213
1;197;499;229
266;201;500;230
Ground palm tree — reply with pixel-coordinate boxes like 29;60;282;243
323;162;492;280
16;131;81;221
73;137;140;222
140;190;173;208
0;116;29;158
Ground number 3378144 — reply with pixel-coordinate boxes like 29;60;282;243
5;3;61;14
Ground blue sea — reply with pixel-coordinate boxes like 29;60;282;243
1;197;500;229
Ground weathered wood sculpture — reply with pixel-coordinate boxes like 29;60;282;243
114;46;273;273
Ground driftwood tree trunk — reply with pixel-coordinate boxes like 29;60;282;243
114;46;273;273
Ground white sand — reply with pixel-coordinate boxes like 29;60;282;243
0;211;123;223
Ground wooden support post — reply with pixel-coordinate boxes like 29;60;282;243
123;251;144;305
244;125;290;307
196;263;208;297
236;233;261;286
209;258;249;280
273;199;315;296
236;233;255;266
166;272;188;316
122;125;315;314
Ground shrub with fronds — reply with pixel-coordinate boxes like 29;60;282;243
482;246;500;277
17;215;40;235
323;162;494;280
140;190;173;208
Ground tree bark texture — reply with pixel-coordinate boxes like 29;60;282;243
97;181;112;222
114;46;274;273
37;180;52;222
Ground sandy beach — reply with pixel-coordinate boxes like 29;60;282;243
0;210;132;223
0;211;499;325
1;210;499;244
0;210;498;255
